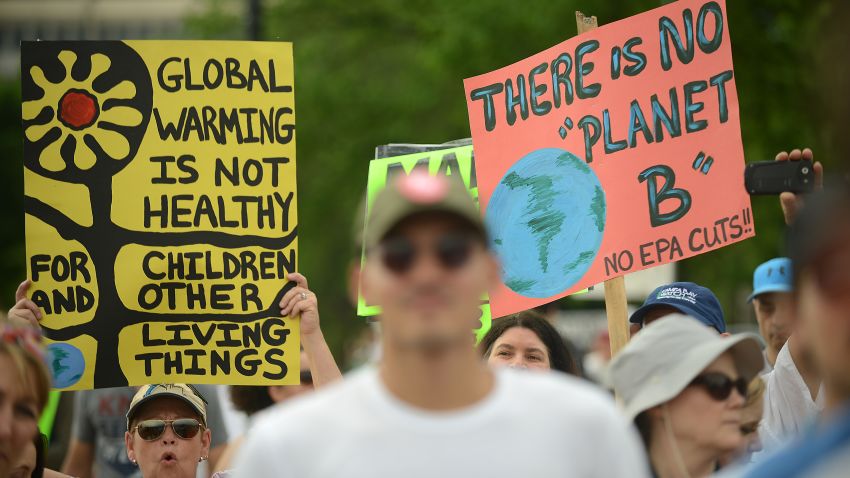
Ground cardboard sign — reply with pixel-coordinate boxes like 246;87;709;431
464;0;752;317
356;144;491;342
21;41;300;389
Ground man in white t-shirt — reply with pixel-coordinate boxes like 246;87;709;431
758;337;823;452
754;149;824;457
748;259;821;452
233;172;649;478
748;258;794;372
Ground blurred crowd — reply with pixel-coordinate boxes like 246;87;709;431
2;149;849;478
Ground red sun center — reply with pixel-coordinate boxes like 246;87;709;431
59;89;99;129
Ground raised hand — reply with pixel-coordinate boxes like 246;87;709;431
279;272;320;336
6;279;43;330
776;148;823;225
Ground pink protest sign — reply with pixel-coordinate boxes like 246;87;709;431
464;0;752;317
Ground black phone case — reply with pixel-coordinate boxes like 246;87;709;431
744;160;815;195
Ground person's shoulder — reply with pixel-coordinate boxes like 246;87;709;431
248;367;375;438
501;369;613;401
744;412;850;478
772;340;799;376
496;369;649;473
741;441;817;478
498;370;625;428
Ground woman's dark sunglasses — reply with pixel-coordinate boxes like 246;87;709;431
132;418;204;441
689;372;748;401
379;233;475;275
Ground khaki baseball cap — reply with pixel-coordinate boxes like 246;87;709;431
362;171;485;250
126;384;208;430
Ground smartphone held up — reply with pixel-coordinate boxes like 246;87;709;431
745;160;815;195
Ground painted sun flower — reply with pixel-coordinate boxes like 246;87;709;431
22;50;143;171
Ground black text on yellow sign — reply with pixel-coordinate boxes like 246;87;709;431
22;40;299;389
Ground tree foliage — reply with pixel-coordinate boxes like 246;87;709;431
1;0;844;367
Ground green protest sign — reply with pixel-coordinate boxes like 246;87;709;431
357;144;491;343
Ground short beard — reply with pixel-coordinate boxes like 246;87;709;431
393;330;471;356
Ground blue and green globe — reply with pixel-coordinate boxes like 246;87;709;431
47;342;85;389
486;148;606;298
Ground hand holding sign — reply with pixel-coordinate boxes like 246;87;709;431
7;279;43;330
22;41;300;389
279;273;320;336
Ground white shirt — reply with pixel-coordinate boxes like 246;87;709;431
233;366;649;478
758;341;824;454
761;351;773;374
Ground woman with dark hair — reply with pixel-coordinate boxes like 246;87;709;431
478;311;579;375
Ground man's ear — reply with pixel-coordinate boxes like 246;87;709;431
125;431;135;463
201;428;211;458
485;252;501;290
360;257;377;305
347;260;362;305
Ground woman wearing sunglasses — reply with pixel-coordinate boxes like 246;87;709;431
124;384;211;478
609;314;763;478
478;311;580;375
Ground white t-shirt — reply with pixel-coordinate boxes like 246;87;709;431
758;341;824;454
233;366;649;478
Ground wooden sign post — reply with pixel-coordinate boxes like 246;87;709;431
575;11;631;358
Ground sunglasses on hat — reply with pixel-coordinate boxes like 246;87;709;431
132;418;204;441
379;233;475;275
689;372;748;401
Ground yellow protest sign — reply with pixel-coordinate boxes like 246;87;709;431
21;41;300;390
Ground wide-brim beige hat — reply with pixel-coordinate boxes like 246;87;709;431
608;314;763;420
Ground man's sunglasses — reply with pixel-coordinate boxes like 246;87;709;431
131;418;205;441
379;233;475;275
689;372;748;401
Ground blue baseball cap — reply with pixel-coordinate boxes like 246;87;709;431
747;257;793;302
629;282;726;333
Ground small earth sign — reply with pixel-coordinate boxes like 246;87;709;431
47;342;85;389
486;148;606;298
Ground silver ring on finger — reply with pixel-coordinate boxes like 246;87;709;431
300;292;308;300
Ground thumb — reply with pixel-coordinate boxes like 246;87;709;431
15;279;32;302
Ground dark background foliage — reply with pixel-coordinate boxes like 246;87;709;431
2;0;847;367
